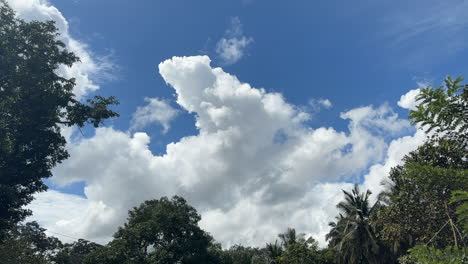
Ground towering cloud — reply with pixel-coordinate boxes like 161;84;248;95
29;56;422;247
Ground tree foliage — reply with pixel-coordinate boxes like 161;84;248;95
0;221;62;264
401;245;468;264
54;239;102;264
409;76;468;147
450;190;468;234
375;141;468;254
85;196;215;264
0;1;119;238
326;185;383;264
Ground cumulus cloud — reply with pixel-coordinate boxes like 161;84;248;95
216;17;253;65
8;0;114;99
397;89;420;111
130;97;179;134
26;55;425;248
340;103;412;137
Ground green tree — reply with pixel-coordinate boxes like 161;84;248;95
400;245;468;264
376;142;467;254
222;245;268;264
326;185;380;264
278;228;299;248
0;1;119;238
450;191;468;233
276;235;319;264
0;221;62;264
85;196;215;264
266;240;283;264
53;239;102;264
409;76;467;147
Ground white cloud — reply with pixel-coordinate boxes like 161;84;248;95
308;98;333;112
362;129;426;201
216;17;253;65
340;103;412;136
8;0;113;99
29;56;423;248
7;0;430;249
397;88;420;111
130;97;179;134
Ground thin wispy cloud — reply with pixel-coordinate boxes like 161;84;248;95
376;0;468;67
216;17;253;65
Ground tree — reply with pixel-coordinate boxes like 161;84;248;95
0;221;63;264
221;245;268;264
266;240;283;263
276;235;319;264
278;228;299;248
276;242;317;264
326;185;380;264
376;142;467;254
85;196;215;264
0;1;119;238
53;239;102;264
409;76;468;147
450;191;468;234
400;245;468;264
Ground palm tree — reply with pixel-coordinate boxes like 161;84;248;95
278;228;298;248
265;240;282;264
326;185;380;264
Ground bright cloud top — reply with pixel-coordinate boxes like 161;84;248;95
130;97;179;134
216;17;253;65
29;56;426;247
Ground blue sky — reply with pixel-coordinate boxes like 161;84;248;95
50;0;467;136
12;0;468;246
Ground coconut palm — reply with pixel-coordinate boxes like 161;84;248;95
326;185;380;264
278;228;298;248
265;240;282;264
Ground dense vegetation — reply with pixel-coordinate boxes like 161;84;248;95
0;1;118;241
0;1;466;263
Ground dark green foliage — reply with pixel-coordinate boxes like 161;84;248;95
221;245;269;264
0;1;119;238
85;196;215;264
326;185;382;264
276;243;316;264
277;234;318;264
450;191;468;233
53;239;102;264
409;76;468;147
0;221;62;263
278;228;299;248
376;141;468;255
266;240;283;263
400;245;468;264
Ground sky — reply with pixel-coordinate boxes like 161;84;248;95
8;0;468;247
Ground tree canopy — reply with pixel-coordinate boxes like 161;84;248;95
85;196;216;264
0;1;119;239
409;76;468;147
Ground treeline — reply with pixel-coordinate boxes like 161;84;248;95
0;1;467;263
